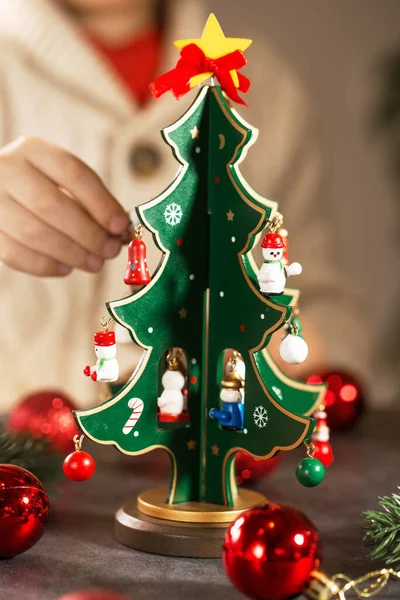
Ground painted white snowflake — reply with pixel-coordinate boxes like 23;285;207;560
253;405;269;428
164;202;183;226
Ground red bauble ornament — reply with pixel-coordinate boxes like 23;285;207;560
58;590;131;600
8;390;79;453
124;237;151;286
307;370;365;431
0;464;49;557
63;451;96;481
313;440;334;468
223;503;321;600
235;451;283;485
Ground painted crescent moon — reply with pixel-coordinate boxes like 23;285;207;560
218;134;225;149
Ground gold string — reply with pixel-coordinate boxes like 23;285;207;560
329;569;400;598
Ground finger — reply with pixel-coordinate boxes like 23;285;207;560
0;230;72;277
11;137;130;235
0;194;104;272
4;160;122;259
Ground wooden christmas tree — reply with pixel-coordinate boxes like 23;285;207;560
74;15;325;515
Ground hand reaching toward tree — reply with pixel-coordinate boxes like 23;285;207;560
0;137;130;277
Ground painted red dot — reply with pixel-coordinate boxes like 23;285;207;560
190;376;197;385
239;324;245;332
177;238;183;246
214;176;220;184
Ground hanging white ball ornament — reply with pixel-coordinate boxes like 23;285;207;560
279;334;308;365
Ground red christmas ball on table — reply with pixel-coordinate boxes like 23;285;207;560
307;371;365;431
235;451;283;485
0;464;49;557
223;502;321;600
7;390;79;453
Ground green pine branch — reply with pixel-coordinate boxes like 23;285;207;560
363;487;400;567
0;424;62;488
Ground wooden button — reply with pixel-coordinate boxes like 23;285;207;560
129;143;162;177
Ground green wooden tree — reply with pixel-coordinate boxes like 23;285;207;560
75;85;325;507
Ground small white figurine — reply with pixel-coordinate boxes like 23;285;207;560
258;232;302;296
158;369;186;416
83;330;119;382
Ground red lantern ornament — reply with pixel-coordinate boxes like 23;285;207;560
7;390;79;453
311;410;334;468
223;502;321;600
0;464;49;557
307;370;365;431
124;225;151;286
57;590;131;600
63;435;96;482
235;451;283;485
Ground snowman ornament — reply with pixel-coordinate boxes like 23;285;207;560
257;232;302;296
158;366;185;416
83;330;119;382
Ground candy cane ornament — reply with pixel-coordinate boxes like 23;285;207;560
122;398;144;434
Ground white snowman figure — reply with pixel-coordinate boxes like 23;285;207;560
83;330;119;382
258;232;302;296
158;368;185;416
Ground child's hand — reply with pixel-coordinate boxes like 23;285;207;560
0;137;130;276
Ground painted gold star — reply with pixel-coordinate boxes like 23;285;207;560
211;444;219;456
226;210;234;221
190;126;200;139
187;439;197;451
179;307;188;319
174;14;252;89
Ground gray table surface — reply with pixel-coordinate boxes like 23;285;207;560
1;410;399;600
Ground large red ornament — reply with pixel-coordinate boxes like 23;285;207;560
124;237;151;286
223;503;321;600
0;464;49;557
58;590;131;600
63;451;96;482
307;370;365;431
7;390;79;453
235;451;283;485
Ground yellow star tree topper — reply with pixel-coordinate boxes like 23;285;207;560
174;13;252;89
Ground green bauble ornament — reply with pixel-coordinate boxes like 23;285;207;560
296;457;325;487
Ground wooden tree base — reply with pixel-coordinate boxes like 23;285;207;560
114;486;266;557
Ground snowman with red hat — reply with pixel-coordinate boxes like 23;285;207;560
257;231;302;296
83;330;119;382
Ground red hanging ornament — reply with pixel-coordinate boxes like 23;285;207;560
235;451;283;485
7;390;79;453
311;409;334;467
223;502;321;600
0;464;49;557
306;370;365;431
124;225;151;286
63;435;96;482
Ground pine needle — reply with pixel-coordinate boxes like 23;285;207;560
363;488;400;567
0;424;62;488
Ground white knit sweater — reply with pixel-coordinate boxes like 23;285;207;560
0;0;368;409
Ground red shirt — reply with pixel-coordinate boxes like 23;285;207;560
89;29;161;106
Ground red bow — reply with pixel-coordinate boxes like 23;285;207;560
150;43;250;105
